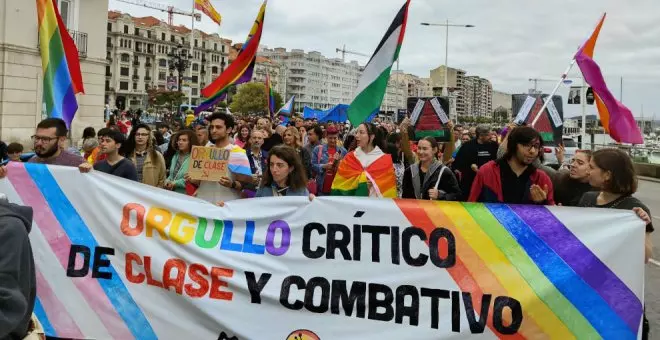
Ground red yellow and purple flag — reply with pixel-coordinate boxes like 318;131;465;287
574;14;643;144
36;0;84;128
197;1;266;113
265;72;275;118
194;0;222;26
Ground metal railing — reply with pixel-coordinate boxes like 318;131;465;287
38;29;88;58
585;143;660;165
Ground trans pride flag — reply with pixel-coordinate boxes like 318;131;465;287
575;14;643;144
36;0;84;128
196;1;267;113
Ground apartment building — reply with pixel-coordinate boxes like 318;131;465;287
0;0;108;143
464;76;493;119
390;71;433;98
260;48;362;113
105;11;231;109
492;90;513;119
429;65;466;116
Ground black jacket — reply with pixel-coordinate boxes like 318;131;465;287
452;139;498;200
402;162;461;201
0;200;35;340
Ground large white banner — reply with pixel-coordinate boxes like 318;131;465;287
0;163;647;339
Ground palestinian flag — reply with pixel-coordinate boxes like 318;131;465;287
331;152;397;198
347;0;411;126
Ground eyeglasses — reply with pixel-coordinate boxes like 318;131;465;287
31;135;58;143
522;143;541;151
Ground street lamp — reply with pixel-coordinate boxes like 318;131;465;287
420;21;475;97
168;45;192;107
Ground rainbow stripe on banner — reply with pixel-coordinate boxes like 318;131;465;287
395;199;642;339
4;163;157;339
0;162;644;339
36;0;85;128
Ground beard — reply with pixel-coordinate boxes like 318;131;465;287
35;142;59;158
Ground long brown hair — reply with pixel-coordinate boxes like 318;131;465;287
592;148;637;195
176;129;199;154
261;145;308;191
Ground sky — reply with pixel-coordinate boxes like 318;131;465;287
109;0;660;119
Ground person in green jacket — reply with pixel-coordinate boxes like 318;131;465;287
164;129;198;194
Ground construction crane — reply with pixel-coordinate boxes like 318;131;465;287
336;45;370;62
115;0;200;26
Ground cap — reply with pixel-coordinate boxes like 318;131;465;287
326;126;339;135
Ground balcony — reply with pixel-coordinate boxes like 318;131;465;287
132;74;139;81
39;29;88;58
145;76;152;81
105;72;112;78
107;42;113;48
133;60;140;66
145;62;152;68
106;55;112;62
201;68;206;74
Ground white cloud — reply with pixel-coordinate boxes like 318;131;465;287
110;0;660;118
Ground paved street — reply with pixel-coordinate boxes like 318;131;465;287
637;179;660;339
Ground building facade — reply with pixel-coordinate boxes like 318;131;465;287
106;11;231;109
429;65;466;116
492;90;512;120
381;76;407;115
260;48;362;113
0;0;108;143
464;76;492;119
390;71;433;98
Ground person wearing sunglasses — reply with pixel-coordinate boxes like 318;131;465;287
469;126;555;205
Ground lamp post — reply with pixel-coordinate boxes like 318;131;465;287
168;45;191;111
420;21;475;97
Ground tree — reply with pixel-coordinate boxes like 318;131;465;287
230;82;284;116
273;91;284;113
154;91;185;107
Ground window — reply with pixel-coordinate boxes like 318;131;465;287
134;28;139;36
194;39;198;47
211;66;218;74
170;35;175;42
192;76;198;83
120;81;128;90
214;43;217;51
145;84;150;91
124;25;128;34
58;0;71;28
192;64;199;71
158;72;166;81
133;83;138;90
162;33;166;40
159;59;167;67
105;66;110;74
105;80;110;91
107;23;112;32
120;67;129;76
222;45;225;53
147;31;152;39
192;88;198;96
202;42;205;49
121;54;129;62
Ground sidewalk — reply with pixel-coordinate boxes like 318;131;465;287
640;176;660;183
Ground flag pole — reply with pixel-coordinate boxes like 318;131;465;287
530;59;576;127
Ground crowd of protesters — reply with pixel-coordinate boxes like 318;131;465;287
0;109;655;339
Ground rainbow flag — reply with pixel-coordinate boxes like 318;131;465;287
331;152;396;198
194;0;222;26
574;14;643;144
395;200;642;339
36;0;84;128
265;72;275;118
196;1;266;113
